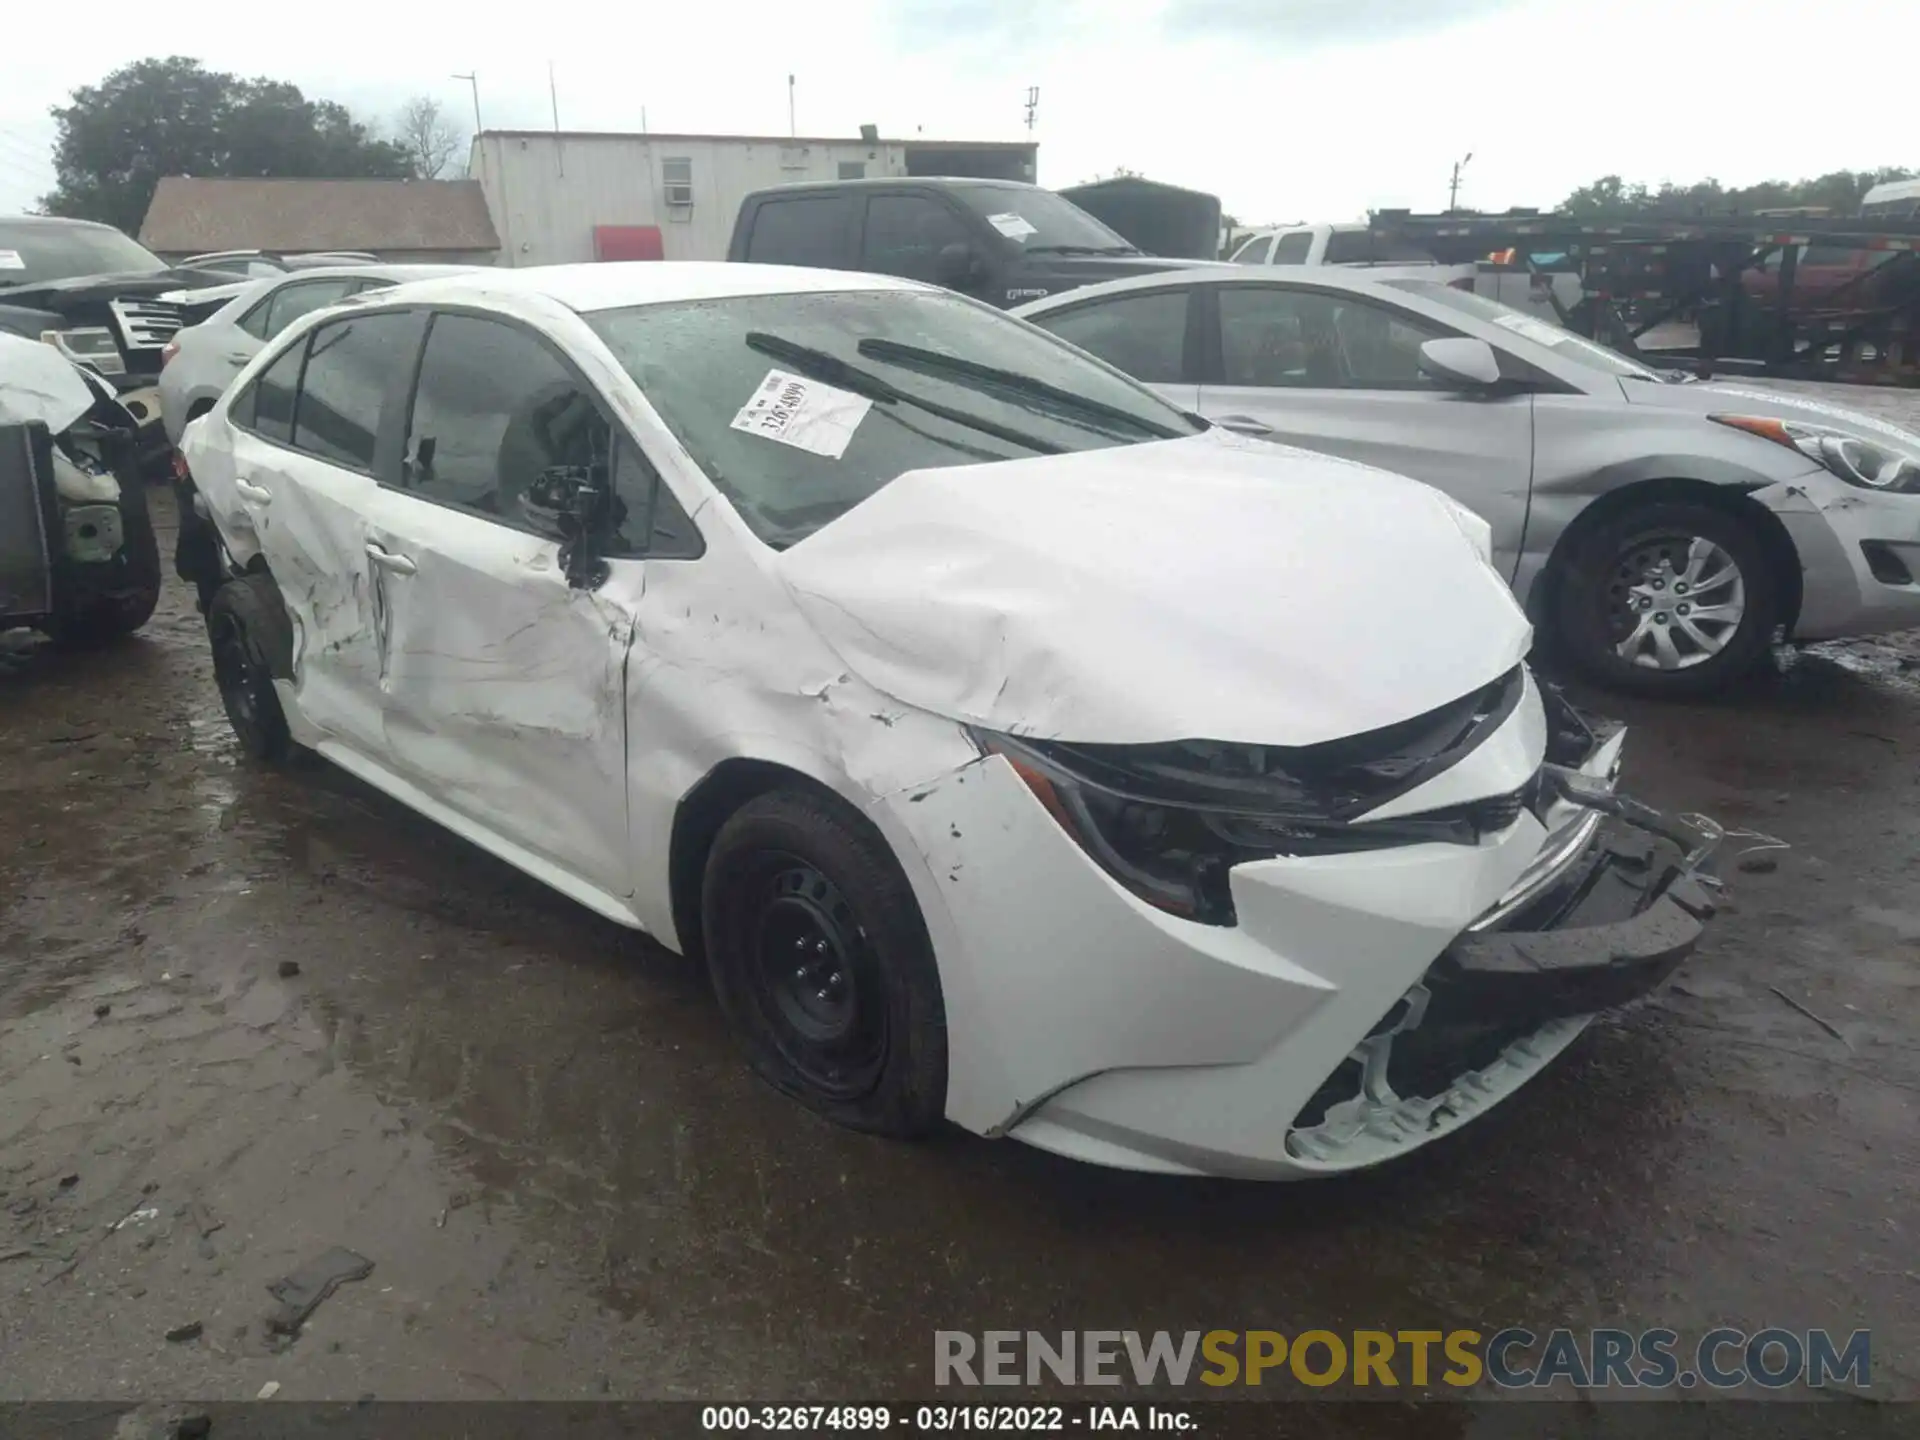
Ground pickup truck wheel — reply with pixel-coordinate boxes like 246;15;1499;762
206;577;292;762
1555;500;1780;698
702;788;946;1137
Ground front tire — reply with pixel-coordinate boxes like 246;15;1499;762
206;576;293;762
701;788;946;1137
1554;500;1781;698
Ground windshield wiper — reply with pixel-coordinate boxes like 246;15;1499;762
855;338;1185;440
1021;243;1142;257
745;333;1062;455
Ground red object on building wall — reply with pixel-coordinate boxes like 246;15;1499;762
593;225;665;261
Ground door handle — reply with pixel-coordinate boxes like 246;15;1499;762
1217;414;1278;438
234;477;272;504
364;542;417;576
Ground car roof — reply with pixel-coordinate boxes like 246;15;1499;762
1016;264;1407;310
744;177;1041;196
368;261;930;314
0;214;122;232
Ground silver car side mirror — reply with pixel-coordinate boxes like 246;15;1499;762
1418;337;1503;390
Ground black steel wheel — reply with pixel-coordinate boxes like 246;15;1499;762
702;788;946;1136
206;578;292;762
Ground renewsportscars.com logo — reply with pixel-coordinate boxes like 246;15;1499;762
934;1328;1872;1391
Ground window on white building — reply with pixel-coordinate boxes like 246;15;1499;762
662;157;694;207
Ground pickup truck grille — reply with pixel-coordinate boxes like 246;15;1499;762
108;297;183;351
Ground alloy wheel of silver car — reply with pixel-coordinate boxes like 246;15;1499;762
1605;533;1747;671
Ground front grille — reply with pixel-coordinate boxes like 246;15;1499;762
1465;785;1527;833
108;297;183;351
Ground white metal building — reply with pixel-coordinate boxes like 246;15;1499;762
468;129;1040;267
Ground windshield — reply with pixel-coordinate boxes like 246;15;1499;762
948;186;1137;254
588;289;1202;548
1385;279;1662;380
0;221;168;286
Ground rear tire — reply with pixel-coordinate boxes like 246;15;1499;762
701;788;946;1137
206;576;293;762
1554;500;1781;698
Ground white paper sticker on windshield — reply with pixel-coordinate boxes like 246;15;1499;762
1491;312;1572;349
986;212;1038;240
730;369;873;459
0;250;25;270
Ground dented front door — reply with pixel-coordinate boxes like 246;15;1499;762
364;491;641;902
230;430;389;756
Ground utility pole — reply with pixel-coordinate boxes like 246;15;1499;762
1448;151;1473;211
451;72;481;133
788;75;796;137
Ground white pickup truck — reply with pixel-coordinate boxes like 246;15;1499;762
1228;222;1583;319
1226;223;1473;282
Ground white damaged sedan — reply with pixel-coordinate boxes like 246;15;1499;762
179;263;1720;1179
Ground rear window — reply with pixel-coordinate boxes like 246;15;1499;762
745;198;847;268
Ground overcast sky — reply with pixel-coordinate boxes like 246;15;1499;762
1;0;1913;225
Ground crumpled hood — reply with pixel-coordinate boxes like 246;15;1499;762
1622;379;1920;452
0;332;96;433
775;431;1531;746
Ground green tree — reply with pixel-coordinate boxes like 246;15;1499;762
1561;167;1914;218
40;57;411;233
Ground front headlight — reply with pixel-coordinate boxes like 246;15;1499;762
969;667;1532;926
1712;414;1920;493
41;327;127;377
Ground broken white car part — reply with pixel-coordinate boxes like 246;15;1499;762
0;333;160;641
181;263;1720;1179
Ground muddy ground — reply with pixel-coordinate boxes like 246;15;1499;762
2;389;1917;1408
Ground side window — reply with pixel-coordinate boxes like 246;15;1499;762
236;298;274;341
244;339;307;443
860;195;973;283
1218;287;1446;389
1321;231;1371;264
265;279;358;338
403;313;610;533
1272;232;1314;264
1233;235;1274;265
1030;290;1189;384
744;198;848;267
605;437;702;560
290;312;414;470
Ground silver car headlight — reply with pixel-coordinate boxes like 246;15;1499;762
41;327;128;377
1712;414;1920;494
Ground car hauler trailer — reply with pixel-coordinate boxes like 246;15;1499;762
1368;209;1920;388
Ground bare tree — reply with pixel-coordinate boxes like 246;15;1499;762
394;96;463;179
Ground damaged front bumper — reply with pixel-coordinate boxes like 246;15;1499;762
897;678;1721;1180
1287;812;1718;1171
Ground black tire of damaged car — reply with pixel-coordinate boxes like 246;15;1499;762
701;788;948;1136
206;575;294;763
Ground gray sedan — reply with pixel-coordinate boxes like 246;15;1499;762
1016;268;1920;696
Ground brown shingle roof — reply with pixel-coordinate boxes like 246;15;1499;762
139;177;499;254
